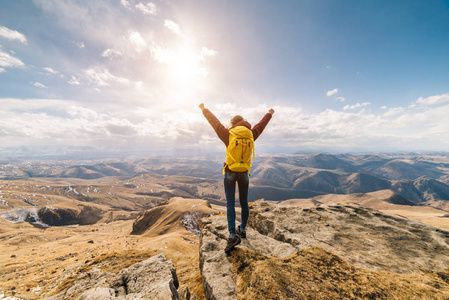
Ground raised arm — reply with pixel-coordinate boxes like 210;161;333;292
199;103;229;145
252;108;274;141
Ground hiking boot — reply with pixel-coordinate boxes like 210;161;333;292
224;235;241;253
237;226;246;239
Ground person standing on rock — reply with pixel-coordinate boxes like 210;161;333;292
199;103;274;252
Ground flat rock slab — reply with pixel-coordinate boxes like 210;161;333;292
249;200;449;273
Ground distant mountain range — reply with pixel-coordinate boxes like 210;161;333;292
1;152;449;206
250;153;449;206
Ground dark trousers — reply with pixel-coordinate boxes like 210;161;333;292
224;171;249;236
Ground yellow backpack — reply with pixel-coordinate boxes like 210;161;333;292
223;126;255;175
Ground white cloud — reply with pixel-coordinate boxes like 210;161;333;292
120;0;131;8
0;99;202;148
135;81;144;89
381;106;387;110
135;2;157;15
327;88;338;96
343;102;371;110
0;68;5;73
128;30;147;53
77;42;85;49
164;20;181;35
0;98;72;111
84;68;131;87
336;97;346;102
0;26;27;44
259;101;449;152
412;92;449;107
150;45;209;67
383;107;404;117
150;46;174;64
68;76;81;85
0;49;25;69
101;48;122;58
2;97;449;152
67;105;101;119
43;67;59;74
199;47;218;61
33;82;48;88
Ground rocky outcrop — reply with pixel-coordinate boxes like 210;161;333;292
199;200;449;299
1;205;104;228
200;215;295;300
42;253;183;300
249;200;449;273
38;205;103;226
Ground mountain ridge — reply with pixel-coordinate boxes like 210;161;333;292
2;153;449;217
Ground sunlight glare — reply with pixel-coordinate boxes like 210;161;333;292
151;42;212;109
152;43;209;89
170;44;208;87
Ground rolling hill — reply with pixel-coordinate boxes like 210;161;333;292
1;152;449;207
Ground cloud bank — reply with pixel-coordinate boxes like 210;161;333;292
1;92;448;153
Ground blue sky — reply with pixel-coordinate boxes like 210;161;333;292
1;0;449;154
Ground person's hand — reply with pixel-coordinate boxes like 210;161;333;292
269;108;275;115
199;103;205;111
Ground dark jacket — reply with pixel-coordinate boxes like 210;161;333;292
202;108;272;172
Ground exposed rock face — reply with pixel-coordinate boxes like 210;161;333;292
200;215;296;300
249;200;449;273
199;200;449;299
1;205;104;228
38;205;103;226
42;254;182;300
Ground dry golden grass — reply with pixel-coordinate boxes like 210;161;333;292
230;246;449;300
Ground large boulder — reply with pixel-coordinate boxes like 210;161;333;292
42;254;182;300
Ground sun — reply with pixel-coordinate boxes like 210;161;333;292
152;43;209;89
171;51;206;86
149;41;217;109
